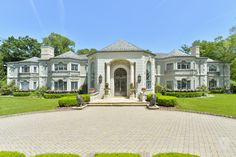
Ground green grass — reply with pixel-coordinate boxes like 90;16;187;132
0;96;58;116
33;153;80;157
153;153;199;157
0;151;26;157
94;153;141;157
177;94;236;117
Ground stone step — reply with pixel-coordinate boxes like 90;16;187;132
88;101;147;106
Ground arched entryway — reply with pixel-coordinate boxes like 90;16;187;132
114;68;127;96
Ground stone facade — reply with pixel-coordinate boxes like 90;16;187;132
7;40;230;99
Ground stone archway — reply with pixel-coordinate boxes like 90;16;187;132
114;68;127;96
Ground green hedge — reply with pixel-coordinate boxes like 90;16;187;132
209;89;224;94
43;93;77;99
0;151;26;157
146;93;177;107
13;91;31;97
33;153;80;157
94;153;141;157
153;152;199;157
58;94;90;107
165;92;204;98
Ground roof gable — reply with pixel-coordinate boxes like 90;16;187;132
100;40;145;52
20;57;40;63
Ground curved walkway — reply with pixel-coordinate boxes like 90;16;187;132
0;107;236;157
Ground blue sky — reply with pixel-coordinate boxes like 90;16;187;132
0;0;236;52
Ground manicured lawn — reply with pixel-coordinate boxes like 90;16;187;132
153;153;199;157
177;94;236;117
0;96;58;116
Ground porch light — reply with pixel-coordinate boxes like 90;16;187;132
99;74;102;84
138;74;141;83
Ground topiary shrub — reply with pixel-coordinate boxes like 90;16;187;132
165;92;204;98
153;152;199;157
146;93;177;107
13;91;31;97
33;153;80;157
58;94;90;107
0;151;26;157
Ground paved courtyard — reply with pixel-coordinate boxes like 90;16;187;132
0;107;236;157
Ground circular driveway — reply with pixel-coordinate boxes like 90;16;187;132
0;107;236;157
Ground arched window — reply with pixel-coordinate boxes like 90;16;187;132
177;79;191;90
209;79;217;89
90;62;95;88
54;80;67;91
146;61;151;89
209;65;217;72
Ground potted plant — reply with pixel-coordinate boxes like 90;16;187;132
104;83;110;95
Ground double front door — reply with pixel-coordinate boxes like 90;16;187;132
114;68;127;96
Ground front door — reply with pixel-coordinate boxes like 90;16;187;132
114;68;127;96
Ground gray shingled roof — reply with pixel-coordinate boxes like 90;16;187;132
100;40;145;51
54;51;87;60
155;49;189;58
20;57;40;62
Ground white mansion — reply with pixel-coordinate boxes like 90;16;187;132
7;40;230;98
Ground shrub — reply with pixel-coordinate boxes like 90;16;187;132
33;153;80;157
197;85;208;93
0;81;18;95
209;89;224;94
79;83;88;94
165;92;204;98
155;84;166;94
0;151;26;157
34;86;48;98
94;153;140;157
146;93;177;107
43;93;77;99
153;152;199;157
58;94;90;107
13;91;31;97
231;80;236;93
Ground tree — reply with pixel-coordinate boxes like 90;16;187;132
43;33;75;56
231;58;236;81
179;44;191;54
0;36;41;78
77;48;96;55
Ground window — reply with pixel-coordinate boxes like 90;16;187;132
22;65;30;73
177;61;191;70
71;64;78;71
166;81;173;90
209;79;217;89
90;62;95;88
34;67;37;73
54;80;67;91
55;62;67;71
33;82;37;89
71;82;78;90
177;79;191;90
146;61;152;89
166;63;173;71
209;65;217;72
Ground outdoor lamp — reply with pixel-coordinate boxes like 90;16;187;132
138;74;141;83
99;74;102;84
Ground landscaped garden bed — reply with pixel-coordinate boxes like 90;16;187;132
153;152;199;157
164;91;204;98
146;93;178;107
58;94;90;107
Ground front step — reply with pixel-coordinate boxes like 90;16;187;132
88;101;147;106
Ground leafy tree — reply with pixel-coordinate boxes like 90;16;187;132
179;44;191;54
0;36;41;78
76;48;96;55
43;33;75;56
231;58;236;81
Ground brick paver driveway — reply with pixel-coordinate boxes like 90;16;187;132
0;107;236;157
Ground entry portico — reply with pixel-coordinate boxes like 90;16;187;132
87;40;156;99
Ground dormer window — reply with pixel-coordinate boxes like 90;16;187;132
55;62;67;71
209;65;217;72
22;65;30;73
177;61;190;70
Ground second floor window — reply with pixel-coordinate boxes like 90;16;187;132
22;65;30;73
209;65;217;72
34;67;37;73
55;62;67;71
177;61;191;70
71;64;78;71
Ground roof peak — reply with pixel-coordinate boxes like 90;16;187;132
100;40;145;52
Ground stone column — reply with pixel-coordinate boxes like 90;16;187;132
106;62;111;85
130;62;135;99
